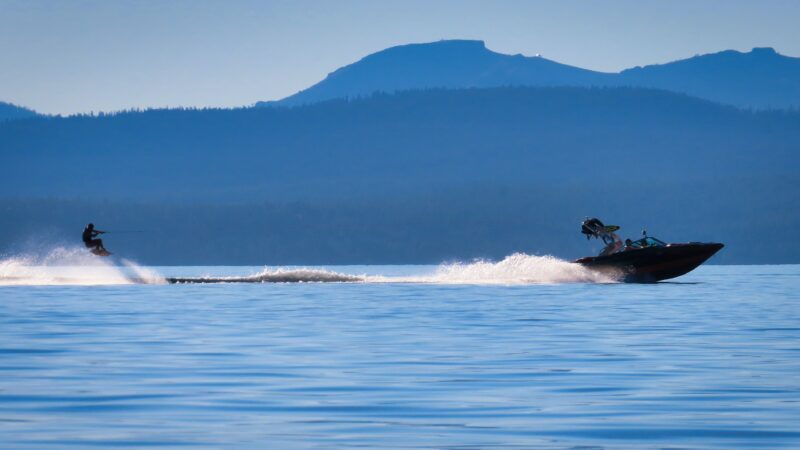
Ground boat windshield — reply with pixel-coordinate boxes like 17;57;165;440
630;237;666;248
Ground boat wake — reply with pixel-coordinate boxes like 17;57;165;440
167;253;615;285
1;251;615;286
414;253;617;284
167;268;362;284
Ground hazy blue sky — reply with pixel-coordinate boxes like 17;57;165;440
2;0;798;114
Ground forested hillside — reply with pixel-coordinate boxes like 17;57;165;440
1;87;798;263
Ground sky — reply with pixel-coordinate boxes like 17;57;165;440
1;0;798;115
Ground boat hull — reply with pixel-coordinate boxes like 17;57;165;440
575;243;724;282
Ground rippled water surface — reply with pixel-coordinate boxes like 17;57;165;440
1;265;799;449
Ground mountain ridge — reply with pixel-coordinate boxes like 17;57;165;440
258;40;800;109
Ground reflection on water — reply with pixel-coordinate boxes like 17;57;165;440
1;265;798;448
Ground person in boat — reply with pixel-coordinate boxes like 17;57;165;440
599;233;623;256
581;218;623;256
597;224;623;256
82;223;108;253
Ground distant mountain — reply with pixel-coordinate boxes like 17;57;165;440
257;40;800;109
0;102;38;121
262;40;611;107
618;47;800;109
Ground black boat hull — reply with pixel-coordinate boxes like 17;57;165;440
575;243;724;283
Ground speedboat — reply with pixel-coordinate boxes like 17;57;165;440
574;218;724;282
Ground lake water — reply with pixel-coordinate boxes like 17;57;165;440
1;257;799;448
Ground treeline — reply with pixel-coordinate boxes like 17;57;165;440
0;101;38;121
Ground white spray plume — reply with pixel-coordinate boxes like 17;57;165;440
375;253;617;284
1;249;612;286
0;246;164;286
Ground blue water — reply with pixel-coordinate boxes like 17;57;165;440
1;264;799;448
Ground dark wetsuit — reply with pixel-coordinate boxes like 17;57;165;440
82;227;103;250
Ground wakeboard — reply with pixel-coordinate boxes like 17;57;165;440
90;248;112;257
